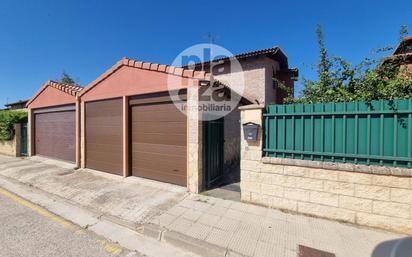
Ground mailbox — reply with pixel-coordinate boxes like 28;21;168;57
243;122;259;141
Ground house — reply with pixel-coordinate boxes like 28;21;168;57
4;99;29;111
26;46;297;193
382;36;412;75
26;80;83;164
185;46;298;187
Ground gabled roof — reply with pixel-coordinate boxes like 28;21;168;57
5;99;29;107
394;36;412;55
79;57;211;97
26;80;83;107
184;46;289;69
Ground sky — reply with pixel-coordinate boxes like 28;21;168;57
0;0;411;107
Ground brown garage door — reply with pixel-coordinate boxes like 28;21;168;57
35;110;75;162
130;93;187;186
85;98;123;175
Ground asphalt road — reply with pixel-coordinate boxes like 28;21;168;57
0;190;140;257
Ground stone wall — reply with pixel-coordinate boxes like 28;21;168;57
240;105;412;234
0;123;21;157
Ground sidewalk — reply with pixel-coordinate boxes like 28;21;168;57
0;156;407;257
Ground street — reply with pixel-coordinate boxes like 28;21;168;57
0;189;139;257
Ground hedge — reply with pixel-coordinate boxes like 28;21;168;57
0;110;28;140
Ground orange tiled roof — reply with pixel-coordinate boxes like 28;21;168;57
26;80;83;107
80;57;211;97
47;80;83;96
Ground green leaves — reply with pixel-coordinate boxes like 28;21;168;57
292;25;412;104
0;111;28;140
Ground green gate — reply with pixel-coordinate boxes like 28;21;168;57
20;123;28;156
203;118;224;188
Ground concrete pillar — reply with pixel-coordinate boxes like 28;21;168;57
80;101;86;168
27;108;34;157
187;86;203;193
239;104;264;201
75;97;81;168
122;96;129;177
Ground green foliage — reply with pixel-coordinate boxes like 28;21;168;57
400;25;409;41
59;72;76;85
0;110;27;140
286;25;412;104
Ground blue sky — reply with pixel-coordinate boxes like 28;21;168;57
0;0;411;107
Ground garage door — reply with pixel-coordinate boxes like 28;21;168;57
130;93;187;186
85;98;123;175
35;110;75;162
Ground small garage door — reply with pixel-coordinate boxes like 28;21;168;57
35;110;75;162
130;93;187;186
85;98;123;175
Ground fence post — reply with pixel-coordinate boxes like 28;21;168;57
239;104;265;202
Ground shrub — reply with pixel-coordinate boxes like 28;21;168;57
0;110;28;140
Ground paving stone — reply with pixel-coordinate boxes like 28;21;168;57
235;223;263;241
181;209;203;221
197;213;222;227
224;209;245;220
254;241;285;257
205;228;233;248
167;217;193;234
206;206;229;216
228;234;258;257
230;201;249;212
185;222;213;240
214;217;240;232
167;206;189;217
157;213;177;227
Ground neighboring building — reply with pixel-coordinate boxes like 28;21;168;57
382;36;412;75
186;46;298;179
4;99;29;111
186;46;298;105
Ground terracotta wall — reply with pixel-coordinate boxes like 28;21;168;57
81;66;199;102
27;86;76;109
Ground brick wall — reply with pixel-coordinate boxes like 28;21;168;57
213;56;279;105
240;105;412;234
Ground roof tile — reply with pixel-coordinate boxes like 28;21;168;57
150;63;159;71
26;80;83;107
79;57;211;97
158;64;167;72
174;67;184;76
142;62;151;70
183;69;194;77
134;61;143;68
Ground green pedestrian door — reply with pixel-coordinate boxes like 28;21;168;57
203;118;224;189
20;123;28;156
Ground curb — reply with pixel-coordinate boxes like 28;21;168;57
0;171;248;257
136;223;247;257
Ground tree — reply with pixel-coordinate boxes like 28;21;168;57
286;25;412;104
59;72;76;85
399;25;408;41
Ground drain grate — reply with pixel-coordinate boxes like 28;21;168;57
299;245;336;257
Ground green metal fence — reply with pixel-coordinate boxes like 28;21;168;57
264;99;412;168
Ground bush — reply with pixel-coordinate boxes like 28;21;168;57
0;110;28;140
284;25;412;104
